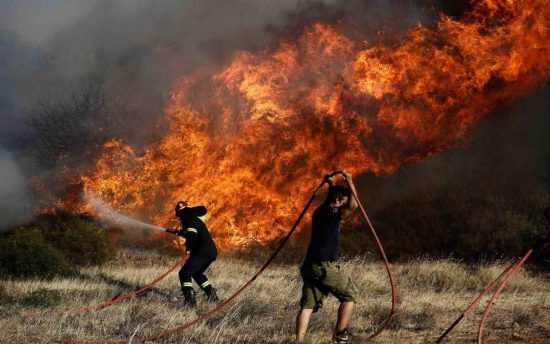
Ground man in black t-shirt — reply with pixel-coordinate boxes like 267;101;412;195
296;171;359;344
166;201;219;307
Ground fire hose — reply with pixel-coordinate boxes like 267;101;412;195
434;260;517;343
25;254;188;318
45;171;396;344
436;207;550;343
345;172;397;340
477;249;534;344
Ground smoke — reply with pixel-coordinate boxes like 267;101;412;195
83;192;166;232
0;0;98;45
358;84;550;212
0;147;30;229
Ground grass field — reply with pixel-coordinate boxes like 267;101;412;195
1;251;548;343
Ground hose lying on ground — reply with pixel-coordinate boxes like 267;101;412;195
477;249;533;344
434;260;517;343
477;208;549;343
436;206;550;343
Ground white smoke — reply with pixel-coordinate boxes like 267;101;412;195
83;192;166;232
0;148;29;229
0;0;98;44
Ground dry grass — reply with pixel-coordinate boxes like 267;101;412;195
1;252;548;344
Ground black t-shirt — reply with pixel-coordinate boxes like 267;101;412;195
177;206;218;260
304;202;343;264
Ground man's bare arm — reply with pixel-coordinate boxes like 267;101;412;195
343;171;358;216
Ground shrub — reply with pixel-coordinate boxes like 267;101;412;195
0;228;72;278
35;212;116;266
346;175;549;261
0;212;116;278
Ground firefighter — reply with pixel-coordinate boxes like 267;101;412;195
166;201;219;307
296;171;359;344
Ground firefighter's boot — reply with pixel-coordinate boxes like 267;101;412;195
182;287;196;308
203;285;220;302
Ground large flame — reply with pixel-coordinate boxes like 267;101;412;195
82;0;550;247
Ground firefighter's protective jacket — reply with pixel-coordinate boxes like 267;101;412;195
177;206;217;260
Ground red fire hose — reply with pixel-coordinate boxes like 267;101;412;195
26;254;187;318
45;172;396;343
476;211;550;343
477;249;533;344
343;173;397;340
434;257;520;343
436;208;549;343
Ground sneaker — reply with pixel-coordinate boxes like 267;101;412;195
333;328;352;343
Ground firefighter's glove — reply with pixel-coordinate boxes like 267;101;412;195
165;228;180;235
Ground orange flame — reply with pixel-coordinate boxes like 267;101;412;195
81;0;550;248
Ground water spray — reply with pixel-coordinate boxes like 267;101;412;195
83;193;166;232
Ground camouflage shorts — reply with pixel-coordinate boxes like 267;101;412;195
300;261;358;312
